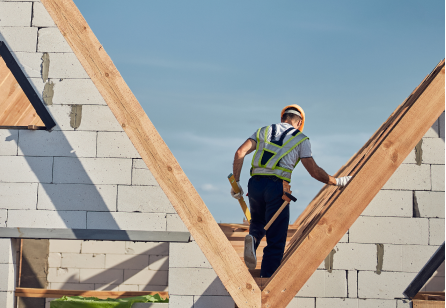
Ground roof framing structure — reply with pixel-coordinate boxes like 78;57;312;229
38;1;445;307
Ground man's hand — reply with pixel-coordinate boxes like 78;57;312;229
230;181;244;199
336;176;352;187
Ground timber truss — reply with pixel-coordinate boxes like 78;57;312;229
38;1;445;306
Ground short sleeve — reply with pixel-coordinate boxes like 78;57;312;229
248;131;257;141
298;139;312;158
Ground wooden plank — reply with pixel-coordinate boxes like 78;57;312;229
0;56;44;127
413;300;445;308
15;288;168;299
0;227;190;242
261;62;445;308
39;1;260;307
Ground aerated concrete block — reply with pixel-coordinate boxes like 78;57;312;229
0;263;15;291
440;112;445;141
7;209;87;228
358;271;416;299
133;159;148;169
167;214;188;232
149;255;168;271
117;185;175;213
194;296;234;308
43;78;106;105
97;132;141;158
75;105;123;132
47;53;88;79
87;212;166;231
53;157;132;185
0;26;37;52
347;270;357;298
0;210;5;227
0;2;31;26
38;183;117;212
415;191;445;218
138;284;168;291
18;130;97;157
0;156;53;183
170;242;211;268
32;2;56;27
80;268;123;284
358;299;395;308
349;216;429;245
47;267;80;283
0;130;18;156
423;119;440;138
297;269;347;298
361;190;412;217
381;244;402;272
421;138;445;164
13;51;43;78
48;253;61;268
132;168;159;186
124;269;168;286
396;299;411;308
61;253;106;269
0;239;17;264
105;254;148;270
81;240;126;254
331;243;376;271
0;291;14;308
402;148;416;164
288;297;315;308
48;282;95;290
125;242;168;256
316;298;357;308
0;183;37;210
169;268;228;296
429;218;445;245
382;164;431;190
169;295;194;308
50;239;82;253
45;104;74;131
401;245;438;272
37;27;72;52
431;164;445;191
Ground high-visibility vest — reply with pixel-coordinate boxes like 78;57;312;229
250;124;309;182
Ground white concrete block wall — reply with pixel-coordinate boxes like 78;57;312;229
47;240;169;292
0;239;18;308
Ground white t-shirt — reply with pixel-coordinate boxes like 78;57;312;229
248;123;312;170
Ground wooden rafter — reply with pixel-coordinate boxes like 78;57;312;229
261;60;445;308
39;1;260;307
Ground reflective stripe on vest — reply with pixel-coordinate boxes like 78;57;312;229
250;125;309;182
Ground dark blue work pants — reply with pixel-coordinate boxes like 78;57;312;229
248;175;289;277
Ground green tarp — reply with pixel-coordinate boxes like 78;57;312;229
50;294;168;308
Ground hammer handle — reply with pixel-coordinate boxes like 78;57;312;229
264;200;289;230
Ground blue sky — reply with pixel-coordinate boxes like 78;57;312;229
74;0;444;223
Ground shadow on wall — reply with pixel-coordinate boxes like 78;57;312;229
5;127;126;237
55;246;168;291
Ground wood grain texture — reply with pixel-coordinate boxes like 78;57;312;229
0;56;44;126
15;288;168;299
39;1;260;307
261;61;445;308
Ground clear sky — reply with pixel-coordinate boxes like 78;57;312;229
74;0;444;223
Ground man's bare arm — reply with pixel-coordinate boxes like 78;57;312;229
233;139;256;181
301;157;337;185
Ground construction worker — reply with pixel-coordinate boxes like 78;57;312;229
231;105;351;277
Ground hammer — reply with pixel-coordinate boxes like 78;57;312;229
264;192;297;230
